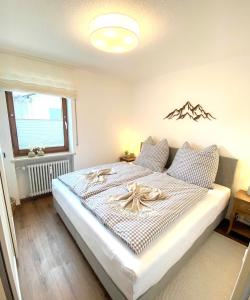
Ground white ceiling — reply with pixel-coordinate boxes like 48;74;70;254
1;0;250;82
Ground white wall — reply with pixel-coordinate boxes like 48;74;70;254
132;55;250;192
0;52;132;200
0;92;19;202
1;51;250;201
73;69;131;169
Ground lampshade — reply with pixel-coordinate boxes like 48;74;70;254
89;13;140;53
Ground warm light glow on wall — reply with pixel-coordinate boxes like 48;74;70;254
89;13;139;53
234;159;250;190
119;129;141;155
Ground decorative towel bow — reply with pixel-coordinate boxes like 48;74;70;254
109;182;166;213
73;168;115;189
84;168;115;185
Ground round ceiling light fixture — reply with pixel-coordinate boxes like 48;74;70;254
89;13;140;53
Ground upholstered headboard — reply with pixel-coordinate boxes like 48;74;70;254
166;147;238;189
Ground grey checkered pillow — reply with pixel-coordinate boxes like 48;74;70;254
142;136;154;145
134;137;169;172
167;142;219;188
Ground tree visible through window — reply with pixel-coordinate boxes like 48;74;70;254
6;91;69;156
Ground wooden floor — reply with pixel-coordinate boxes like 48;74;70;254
14;196;248;300
14;196;110;300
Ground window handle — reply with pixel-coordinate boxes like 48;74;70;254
65;121;68;130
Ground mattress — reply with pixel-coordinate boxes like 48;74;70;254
52;179;230;300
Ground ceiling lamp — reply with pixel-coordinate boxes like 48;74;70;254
89;13;140;53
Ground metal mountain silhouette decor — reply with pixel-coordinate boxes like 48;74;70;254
164;101;216;121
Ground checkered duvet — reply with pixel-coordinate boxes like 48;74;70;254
81;172;208;254
58;162;152;200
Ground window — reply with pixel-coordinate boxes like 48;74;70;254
6;91;69;156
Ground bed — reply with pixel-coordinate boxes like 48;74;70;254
52;147;237;300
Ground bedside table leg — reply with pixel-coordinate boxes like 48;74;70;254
227;213;235;234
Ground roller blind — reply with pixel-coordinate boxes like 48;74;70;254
0;78;77;98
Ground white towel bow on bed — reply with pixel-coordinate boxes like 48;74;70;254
85;168;115;184
73;168;115;189
109;182;166;213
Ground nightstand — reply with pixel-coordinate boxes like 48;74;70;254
119;156;135;162
227;190;250;239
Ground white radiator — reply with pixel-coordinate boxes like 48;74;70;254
27;160;70;197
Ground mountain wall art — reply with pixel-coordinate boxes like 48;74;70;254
164;101;216;121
